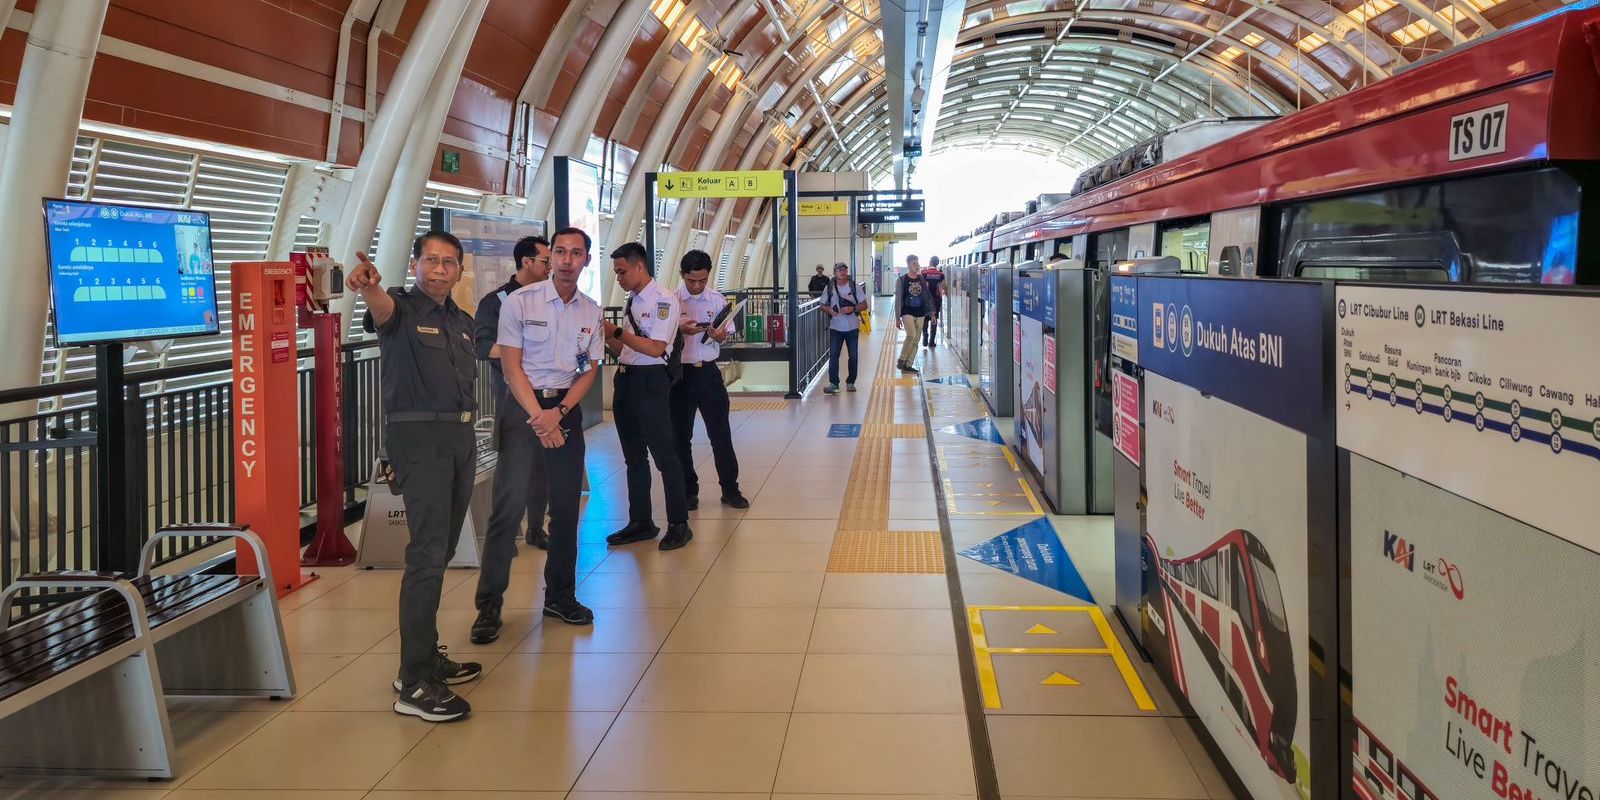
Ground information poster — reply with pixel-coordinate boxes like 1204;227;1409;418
1112;370;1140;465
1138;277;1326;800
1110;274;1139;364
1338;286;1600;800
438;209;547;314
1336;286;1600;552
564;159;603;301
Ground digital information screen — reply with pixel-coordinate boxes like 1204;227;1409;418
435;208;547;314
563;158;604;301
856;197;926;224
44;199;220;346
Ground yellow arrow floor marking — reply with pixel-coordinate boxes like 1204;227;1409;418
1041;672;1080;686
1025;624;1057;635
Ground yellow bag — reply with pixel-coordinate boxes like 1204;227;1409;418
859;307;873;333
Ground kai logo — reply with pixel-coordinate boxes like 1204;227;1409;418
1383;530;1416;571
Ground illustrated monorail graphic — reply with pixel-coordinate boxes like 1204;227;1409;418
1148;529;1298;782
1352;719;1438;800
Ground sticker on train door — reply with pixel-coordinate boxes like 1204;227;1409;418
1448;103;1508;162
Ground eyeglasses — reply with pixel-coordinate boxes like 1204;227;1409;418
418;256;460;269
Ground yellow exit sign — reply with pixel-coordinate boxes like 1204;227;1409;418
657;170;785;198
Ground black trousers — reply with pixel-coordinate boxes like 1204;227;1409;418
924;302;942;344
476;395;584;605
669;363;740;496
488;386;550;530
386;421;474;685
613;366;689;525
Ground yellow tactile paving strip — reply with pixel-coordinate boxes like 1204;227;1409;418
827;530;946;573
730;399;793;411
861;423;927;439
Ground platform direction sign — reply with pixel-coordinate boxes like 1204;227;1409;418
656;170;785;198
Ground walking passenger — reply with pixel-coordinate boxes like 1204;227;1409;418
895;254;931;373
473;227;604;636
821;262;866;395
473;236;552;551
347;232;482;724
922;255;946;347
670;250;749;510
603;243;695;551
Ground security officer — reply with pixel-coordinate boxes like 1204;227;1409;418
346;231;481;724
474;236;552;552
603;242;694;550
670;250;748;510
473;226;603;635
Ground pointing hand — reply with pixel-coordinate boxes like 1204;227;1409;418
347;252;382;292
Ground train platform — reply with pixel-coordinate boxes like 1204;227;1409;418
0;300;1229;800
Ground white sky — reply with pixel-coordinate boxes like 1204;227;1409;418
884;149;1080;264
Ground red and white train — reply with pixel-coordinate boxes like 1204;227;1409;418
1352;719;1439;800
1150;529;1298;783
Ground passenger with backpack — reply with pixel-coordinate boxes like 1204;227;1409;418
602;243;694;551
821;262;867;395
895;254;931;373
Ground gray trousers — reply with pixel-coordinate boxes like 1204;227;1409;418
386;421;474;686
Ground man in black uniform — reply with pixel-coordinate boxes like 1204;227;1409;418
347;231;482;724
474;236;552;552
602;242;693;551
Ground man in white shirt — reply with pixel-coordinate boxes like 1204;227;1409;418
602;242;694;551
669;250;748;510
477;226;604;633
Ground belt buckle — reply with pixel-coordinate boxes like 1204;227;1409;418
539;389;557;398
458;411;471;423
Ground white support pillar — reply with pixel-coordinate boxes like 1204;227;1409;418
0;0;111;397
524;0;654;223
328;0;470;337
372;0;489;285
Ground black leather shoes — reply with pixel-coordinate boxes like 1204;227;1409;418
525;527;549;550
721;492;750;509
659;522;694;551
686;495;699;510
470;604;501;645
606;520;660;546
543;596;594;626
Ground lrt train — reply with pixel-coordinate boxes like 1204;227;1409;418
943;1;1600;430
1352;719;1440;800
1151;530;1297;784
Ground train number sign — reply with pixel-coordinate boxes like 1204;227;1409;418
1448;103;1508;162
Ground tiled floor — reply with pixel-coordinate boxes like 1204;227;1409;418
3;299;1232;800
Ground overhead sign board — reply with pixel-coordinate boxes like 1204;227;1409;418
873;231;916;243
656;170;784;198
857;197;926;224
796;200;847;216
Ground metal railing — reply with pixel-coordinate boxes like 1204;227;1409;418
0;341;392;589
792;296;828;393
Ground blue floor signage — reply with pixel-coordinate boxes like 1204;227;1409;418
828;423;861;438
959;516;1095;602
938;417;1006;444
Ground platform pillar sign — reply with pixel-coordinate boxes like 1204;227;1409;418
231;261;305;594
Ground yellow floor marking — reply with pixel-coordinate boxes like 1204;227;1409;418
1025;624;1057;635
827;530;946;573
967;605;1156;711
861;422;926;438
1042;671;1081;686
731;400;793;411
944;476;1046;517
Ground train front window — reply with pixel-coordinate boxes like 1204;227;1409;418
1251;555;1289;633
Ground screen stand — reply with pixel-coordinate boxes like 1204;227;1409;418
94;343;140;572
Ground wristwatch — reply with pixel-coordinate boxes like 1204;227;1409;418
611;326;624;340
557;404;571;416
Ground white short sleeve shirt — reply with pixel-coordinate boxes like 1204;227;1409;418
619;279;679;366
677;285;733;364
497;280;604;388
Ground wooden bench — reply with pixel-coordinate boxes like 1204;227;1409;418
0;524;295;779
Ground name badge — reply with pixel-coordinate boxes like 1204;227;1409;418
416;325;440;334
529;319;548;327
576;353;590;372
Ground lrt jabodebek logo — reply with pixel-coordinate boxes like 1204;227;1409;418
1382;530;1465;600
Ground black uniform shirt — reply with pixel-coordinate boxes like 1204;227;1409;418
367;286;477;415
473;276;530;395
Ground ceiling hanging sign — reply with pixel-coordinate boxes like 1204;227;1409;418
856;196;926;224
656;170;785;198
796;200;848;216
873;232;917;243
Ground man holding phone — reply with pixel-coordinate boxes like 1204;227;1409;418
669;250;748;510
821;262;867;395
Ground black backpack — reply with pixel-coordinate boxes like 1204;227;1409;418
625;295;685;386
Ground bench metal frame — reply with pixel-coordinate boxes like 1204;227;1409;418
0;525;296;780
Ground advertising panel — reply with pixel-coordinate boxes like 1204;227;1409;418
1144;372;1312;800
1015;269;1054;481
563;160;603;302
1347;454;1600;800
1335;286;1600;552
1112;370;1140;466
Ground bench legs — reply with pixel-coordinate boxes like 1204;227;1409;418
0;644;177;779
154;583;296;698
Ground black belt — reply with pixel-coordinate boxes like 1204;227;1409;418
616;364;666;374
387;411;473;424
533;388;568;398
684;361;720;369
